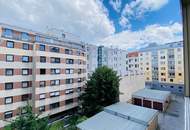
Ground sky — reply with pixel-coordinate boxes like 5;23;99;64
0;0;182;50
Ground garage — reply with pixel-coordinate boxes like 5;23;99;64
132;89;171;111
143;99;152;108
153;102;163;111
133;98;142;106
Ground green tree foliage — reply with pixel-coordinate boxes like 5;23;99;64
5;104;49;130
81;66;120;117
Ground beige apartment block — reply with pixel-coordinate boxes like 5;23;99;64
0;23;86;129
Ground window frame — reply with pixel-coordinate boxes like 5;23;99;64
6;41;14;48
5;97;13;104
6;54;14;62
22;69;29;75
5;69;14;76
4;111;13;119
5;82;13;90
23;43;29;50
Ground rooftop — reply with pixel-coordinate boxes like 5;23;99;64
104;102;158;125
77;111;146;130
77;103;158;130
132;88;171;102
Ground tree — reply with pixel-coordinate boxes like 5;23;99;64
80;66;120;117
5;104;49;130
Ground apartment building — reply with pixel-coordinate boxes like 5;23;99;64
86;44;98;78
126;52;140;76
126;41;184;94
98;46;127;77
0;24;86;128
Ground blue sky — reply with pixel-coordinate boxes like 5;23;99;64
0;0;183;50
103;0;182;32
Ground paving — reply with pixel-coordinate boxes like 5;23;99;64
158;94;184;130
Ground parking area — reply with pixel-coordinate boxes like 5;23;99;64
158;94;184;130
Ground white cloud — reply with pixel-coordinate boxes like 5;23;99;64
109;0;122;12
0;0;115;42
119;16;131;29
96;22;182;50
120;0;169;28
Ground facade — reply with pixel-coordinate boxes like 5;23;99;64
126;41;184;94
132;89;171;111
0;24;86;128
77;103;159;130
98;46;127;77
126;51;140;76
86;44;98;78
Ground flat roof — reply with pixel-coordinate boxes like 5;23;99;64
77;103;158;130
104;102;158;125
132;88;171;102
77;111;146;130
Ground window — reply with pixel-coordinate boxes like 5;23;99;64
50;102;60;109
65;99;73;105
50;80;60;86
160;56;166;59
5;97;13;104
22;69;29;75
50;46;60;53
65;49;73;55
5;83;13;90
39;94;46;100
22;81;29;88
77;87;82;92
3;29;13;38
6;41;14;48
39;44;45;51
78;78;82;83
35;36;41;42
40;69;46;75
161;78;166;82
51;69;61;75
6;55;14;62
21;32;29;41
66;59;74;64
6;69;13;76
161;73;165;76
22;56;29;62
179;86;183;89
23;43;29;50
40;56;46;63
65;69;74;74
66;78;74;84
179;73;182;76
50;57;60;63
22;94;31;101
39;81;46;87
170;79;173;82
78;69;82;74
76;50;80;56
65;89;74;95
50;91;60;97
39;106;45;112
4;111;13;119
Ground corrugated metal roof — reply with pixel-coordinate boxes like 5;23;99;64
132;88;171;102
77;111;146;130
104;102;158;125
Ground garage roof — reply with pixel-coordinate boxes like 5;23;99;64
77;103;158;130
132;88;171;102
77;111;146;130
